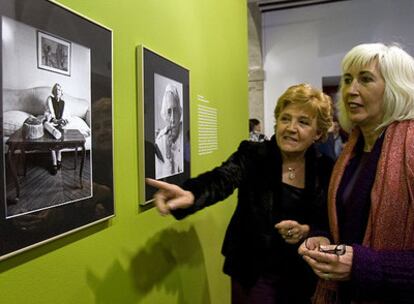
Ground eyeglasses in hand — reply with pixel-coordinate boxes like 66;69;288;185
304;238;346;256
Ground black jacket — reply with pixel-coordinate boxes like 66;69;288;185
173;137;333;286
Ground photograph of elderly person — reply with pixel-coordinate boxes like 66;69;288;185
249;118;268;142
154;75;184;179
45;83;69;175
147;83;334;304
299;43;414;304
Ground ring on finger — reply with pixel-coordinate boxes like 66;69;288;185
323;273;331;280
287;229;293;237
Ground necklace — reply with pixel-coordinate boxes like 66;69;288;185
283;157;304;181
288;167;296;180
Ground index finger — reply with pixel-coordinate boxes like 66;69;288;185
275;219;297;229
145;178;175;191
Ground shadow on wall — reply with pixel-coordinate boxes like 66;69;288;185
87;226;211;303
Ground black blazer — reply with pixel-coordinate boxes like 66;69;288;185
173;137;333;285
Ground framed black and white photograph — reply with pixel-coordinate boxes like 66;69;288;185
37;31;71;76
0;0;114;260
137;46;190;205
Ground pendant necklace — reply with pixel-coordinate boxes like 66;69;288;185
288;167;296;180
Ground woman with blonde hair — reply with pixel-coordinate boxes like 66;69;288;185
45;83;69;175
299;43;414;303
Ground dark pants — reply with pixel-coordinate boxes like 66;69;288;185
231;274;313;304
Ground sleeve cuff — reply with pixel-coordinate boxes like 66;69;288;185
350;244;382;294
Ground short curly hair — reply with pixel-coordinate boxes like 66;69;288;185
274;83;333;142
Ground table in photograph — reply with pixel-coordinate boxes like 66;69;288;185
6;129;86;201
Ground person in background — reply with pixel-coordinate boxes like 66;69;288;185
45;83;69;175
299;43;414;303
316;120;346;160
147;83;334;304
249;118;267;142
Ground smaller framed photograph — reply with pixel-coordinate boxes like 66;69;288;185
137;46;190;206
37;31;71;76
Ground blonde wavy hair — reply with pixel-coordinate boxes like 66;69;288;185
274;83;333;142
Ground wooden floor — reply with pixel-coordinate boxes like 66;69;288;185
5;151;91;217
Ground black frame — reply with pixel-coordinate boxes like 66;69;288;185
37;30;72;76
137;46;190;205
0;0;114;260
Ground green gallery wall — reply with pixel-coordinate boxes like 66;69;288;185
0;0;248;303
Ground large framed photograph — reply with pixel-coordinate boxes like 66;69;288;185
37;31;71;76
0;0;114;260
137;46;190;205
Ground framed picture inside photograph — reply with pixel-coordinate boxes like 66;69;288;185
137;46;190;206
0;0;114;260
37;31;71;76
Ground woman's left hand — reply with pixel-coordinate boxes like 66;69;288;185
300;244;353;281
275;220;309;244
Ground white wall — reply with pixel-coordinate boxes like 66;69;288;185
262;0;414;137
2;16;90;101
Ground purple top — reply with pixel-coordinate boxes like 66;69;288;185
351;245;414;301
336;133;414;302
